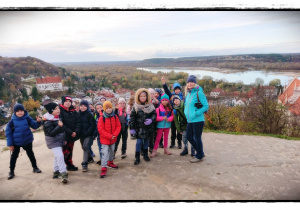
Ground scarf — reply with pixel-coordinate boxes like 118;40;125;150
103;111;115;118
134;102;155;114
42;113;59;121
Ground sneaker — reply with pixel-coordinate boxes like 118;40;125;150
53;170;61;179
82;162;88;172
87;157;94;163
96;160;101;165
121;153;127;159
61;172;68;183
67;165;78;171
180;149;188;156
8;171;15;180
190;158;203;163
169;144;175;148
178;145;182;149
33;167;42;173
100;167;107;178
107;161;118;169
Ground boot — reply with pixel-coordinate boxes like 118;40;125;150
134;152;140;165
150;149;158;158
164;147;172;155
53;170;61;179
61;172;68;183
121;152;127;159
143;149;150;162
87;156;94;163
33;167;42;173
180;147;188;156
81;162;88;172
100;167;107;178
107;160;118;169
8;171;15;180
67;165;78;171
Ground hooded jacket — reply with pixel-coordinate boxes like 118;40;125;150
130;88;156;139
6;111;42;146
156;104;174;129
173;100;187;132
59;104;81;142
79;109;96;138
98;113;121;145
184;85;209;123
162;83;184;107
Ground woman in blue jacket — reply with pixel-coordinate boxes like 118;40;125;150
184;75;209;163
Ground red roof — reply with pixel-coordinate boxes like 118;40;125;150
288;97;300;115
113;83;119;86
278;77;300;104
211;88;224;93
36;77;61;84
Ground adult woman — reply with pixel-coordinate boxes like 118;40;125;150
184;75;209;163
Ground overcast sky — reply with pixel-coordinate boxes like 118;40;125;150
0;11;300;62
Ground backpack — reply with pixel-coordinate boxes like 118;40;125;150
8;117;31;133
101;115;117;124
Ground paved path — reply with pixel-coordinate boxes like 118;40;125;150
0;132;299;200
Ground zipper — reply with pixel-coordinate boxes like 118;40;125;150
110;118;112;144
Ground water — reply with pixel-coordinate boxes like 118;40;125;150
138;67;300;86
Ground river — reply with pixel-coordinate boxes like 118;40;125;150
138;67;300;86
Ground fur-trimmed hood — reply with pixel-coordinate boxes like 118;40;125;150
135;88;151;105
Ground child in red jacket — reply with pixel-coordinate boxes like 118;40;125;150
98;101;121;178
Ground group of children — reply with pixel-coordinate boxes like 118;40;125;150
5;74;209;182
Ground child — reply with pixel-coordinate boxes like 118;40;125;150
161;76;184;149
98;101;121;178
154;88;164;148
130;88;156;165
150;94;174;158
114;97;129;159
42;102;68;183
79;100;96;172
6;104;42;180
172;95;195;156
126;95;136;140
59;95;81;171
94;102;104;164
100;97;107;103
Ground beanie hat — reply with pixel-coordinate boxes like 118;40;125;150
173;83;181;91
161;94;170;102
61;95;73;104
79;100;89;108
13;103;25;114
172;95;181;103
148;88;155;94
94;102;103;108
187;75;197;83
118;97;126;104
155;88;163;96
103;101;113;112
44;102;58;114
100;97;107;101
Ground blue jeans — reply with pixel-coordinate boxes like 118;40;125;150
186;121;205;159
96;136;102;159
136;138;149;152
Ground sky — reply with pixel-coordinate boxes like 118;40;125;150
0;11;300;63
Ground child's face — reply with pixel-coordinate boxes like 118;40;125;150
139;92;147;103
80;105;88;112
64;100;72;108
150;92;155;100
187;82;196;89
154;92;160;98
173;98;181;106
161;100;169;106
96;105;103;113
174;88;181;94
105;107;112;114
119;101;126;109
15;110;24;118
52;106;60;116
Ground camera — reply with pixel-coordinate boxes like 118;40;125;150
194;102;203;109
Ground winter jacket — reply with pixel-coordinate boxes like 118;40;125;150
93;111;103;138
173;101;187;133
115;108;129;131
59;104;81;142
98;114;121;145
43;119;66;149
6;111;42;146
129;88;157;139
184;85;209;123
79;109;96;138
163;83;184;107
156;104;174;129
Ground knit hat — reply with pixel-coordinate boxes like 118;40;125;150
173;83;181;91
44;102;58;114
148;88;155;94
155;88;163;96
94;102;103;108
99;97;107;101
13;103;25;114
187;75;197;83
61;95;73;104
161;94;170;102
118;97;126;104
172;95;181;103
79;99;89;108
103;101;113;112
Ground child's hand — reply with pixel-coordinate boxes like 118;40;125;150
161;76;166;84
71;132;76;137
163;116;168;121
111;136;116;140
58;121;63;127
9;146;14;152
36;116;41;123
64;141;67;145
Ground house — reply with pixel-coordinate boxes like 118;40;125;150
210;88;224;98
36;77;63;92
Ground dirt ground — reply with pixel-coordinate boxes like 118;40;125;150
0;131;299;200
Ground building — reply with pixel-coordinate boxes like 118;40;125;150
210;88;224;98
36;77;63;92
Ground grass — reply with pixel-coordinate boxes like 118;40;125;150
203;129;300;141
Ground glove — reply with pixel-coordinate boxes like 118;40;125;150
144;119;153;125
130;129;136;135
